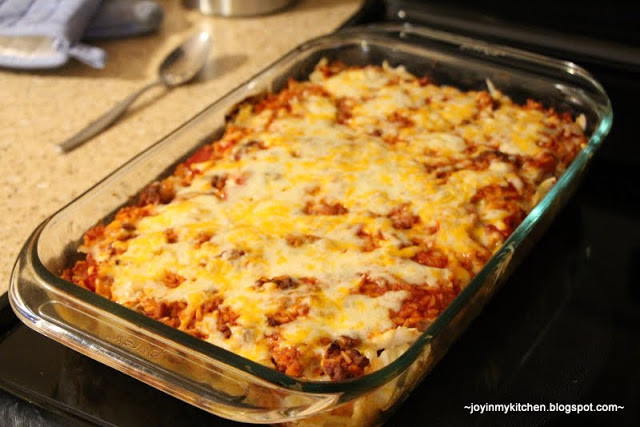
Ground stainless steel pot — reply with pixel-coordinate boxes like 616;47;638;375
183;0;295;17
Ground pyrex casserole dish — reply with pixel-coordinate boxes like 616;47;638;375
9;24;612;425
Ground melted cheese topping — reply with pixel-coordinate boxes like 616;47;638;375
69;60;587;381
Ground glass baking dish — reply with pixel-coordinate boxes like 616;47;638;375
9;24;612;425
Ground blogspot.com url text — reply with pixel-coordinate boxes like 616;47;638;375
464;402;624;415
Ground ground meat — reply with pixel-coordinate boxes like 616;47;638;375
177;294;225;336
164;228;178;244
336;97;354;124
113;206;153;229
472;183;528;241
194;295;223;322
387;203;420;230
539;115;586;165
266;302;310;327
501;210;527;236
470;149;522;171
218;248;245;261
456;249;491;275
139;299;187;329
271;345;304;377
137;180;175;206
285;234;320;247
224;93;268;123
355;274;406;298
210;174;228;199
476;91;499;110
255;275;298;290
115;223;136;242
217;306;240;338
161;271;186;288
355;226;378;252
412;248;449;268
254;79;329;117
195;231;213;247
525;152;558;178
82;224;105;247
387;111;414;128
233;140;266;161
354;271;460;331
174;163;195;186
335;335;360;349
390;285;459;330
321;337;370;380
299;277;319;286
117;222;134;232
471;183;521;205
303;199;348;215
61;254;98;292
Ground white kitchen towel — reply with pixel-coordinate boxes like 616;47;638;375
0;0;163;69
0;0;105;69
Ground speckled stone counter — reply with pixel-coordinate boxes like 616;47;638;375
0;0;362;295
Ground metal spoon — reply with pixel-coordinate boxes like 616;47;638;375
59;31;212;153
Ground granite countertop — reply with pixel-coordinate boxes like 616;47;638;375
0;0;362;295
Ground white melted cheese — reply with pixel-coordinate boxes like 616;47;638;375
88;61;583;379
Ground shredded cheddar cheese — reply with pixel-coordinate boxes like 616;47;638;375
62;60;587;381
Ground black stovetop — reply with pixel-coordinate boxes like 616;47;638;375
2;1;638;426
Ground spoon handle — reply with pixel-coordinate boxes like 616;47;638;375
58;80;164;153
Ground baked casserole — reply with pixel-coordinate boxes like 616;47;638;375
61;59;587;383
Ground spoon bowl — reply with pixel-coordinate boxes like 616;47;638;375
160;31;211;87
59;31;212;153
